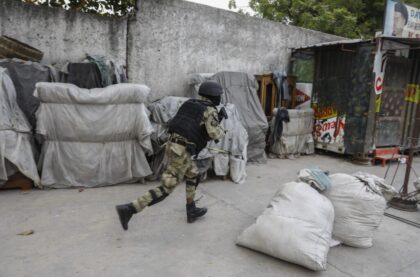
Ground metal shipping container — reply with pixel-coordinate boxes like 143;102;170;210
291;37;420;158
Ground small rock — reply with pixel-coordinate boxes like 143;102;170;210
17;229;34;236
78;188;84;192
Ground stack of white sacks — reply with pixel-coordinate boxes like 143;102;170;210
35;83;154;188
236;169;397;271
269;108;314;158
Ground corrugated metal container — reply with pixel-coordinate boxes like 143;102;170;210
291;37;420;157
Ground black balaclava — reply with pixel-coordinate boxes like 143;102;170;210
205;95;221;106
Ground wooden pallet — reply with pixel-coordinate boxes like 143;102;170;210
1;172;33;191
374;147;407;167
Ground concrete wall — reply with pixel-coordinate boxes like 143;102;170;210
1;0;341;100
128;0;342;100
0;0;127;66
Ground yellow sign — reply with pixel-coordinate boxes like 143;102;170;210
405;84;420;103
313;105;337;120
376;95;382;113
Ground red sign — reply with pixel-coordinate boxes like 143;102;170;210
375;73;384;95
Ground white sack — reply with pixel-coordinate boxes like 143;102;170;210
324;173;387;248
213;154;229;176
35;82;153;188
229;155;247;184
353;172;397;201
236;182;334;271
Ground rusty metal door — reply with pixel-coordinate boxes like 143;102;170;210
375;56;412;147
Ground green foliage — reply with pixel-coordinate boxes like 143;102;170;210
21;0;136;16
232;0;420;38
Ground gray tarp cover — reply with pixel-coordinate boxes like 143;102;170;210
35;83;153;188
0;58;54;128
147;96;189;181
190;72;268;163
0;67;40;186
147;96;248;183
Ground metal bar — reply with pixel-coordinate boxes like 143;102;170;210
385;212;420;228
403;143;414;195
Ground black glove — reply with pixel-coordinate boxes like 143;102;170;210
218;107;228;122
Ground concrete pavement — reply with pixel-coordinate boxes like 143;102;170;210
1;154;419;277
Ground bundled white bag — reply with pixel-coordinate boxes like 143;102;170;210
324;173;389;248
35;83;154;188
236;182;334;271
229;156;247;184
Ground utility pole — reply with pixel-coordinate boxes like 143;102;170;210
402;98;420;195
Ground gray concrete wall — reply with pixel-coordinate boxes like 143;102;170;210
128;0;342;100
0;0;127;66
1;0;342;101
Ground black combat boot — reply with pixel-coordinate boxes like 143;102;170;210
186;201;207;223
115;203;137;231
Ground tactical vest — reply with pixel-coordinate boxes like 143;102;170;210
168;99;213;153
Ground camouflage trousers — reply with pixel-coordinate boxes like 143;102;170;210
132;140;199;212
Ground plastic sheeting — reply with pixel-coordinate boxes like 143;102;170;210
147;96;189;181
236;182;334;271
197;103;248;183
66;63;102;89
149;96;189;124
0;67;40;186
60;55;127;89
35;83;153;188
0;58;54;128
187;73;213;98
189;72;268;163
269;108;314;158
297;167;331;192
147;96;248;183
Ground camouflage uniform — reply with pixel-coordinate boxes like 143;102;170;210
132;99;225;212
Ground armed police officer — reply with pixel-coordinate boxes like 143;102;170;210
116;81;227;230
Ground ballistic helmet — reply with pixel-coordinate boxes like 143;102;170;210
198;81;223;97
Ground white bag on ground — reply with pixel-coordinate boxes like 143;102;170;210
236;182;334;271
213;154;229;176
324;173;388;248
229;155;247;184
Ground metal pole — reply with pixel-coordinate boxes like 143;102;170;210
402;138;414;195
402;84;420;196
400;45;420;196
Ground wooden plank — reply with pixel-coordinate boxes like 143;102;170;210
1;173;33;191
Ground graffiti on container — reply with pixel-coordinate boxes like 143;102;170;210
313;106;346;150
295;83;312;109
405;84;420;104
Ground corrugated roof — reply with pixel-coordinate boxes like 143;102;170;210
292;39;368;50
379;35;420;46
293;36;420;51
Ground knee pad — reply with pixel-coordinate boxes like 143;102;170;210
148;186;169;206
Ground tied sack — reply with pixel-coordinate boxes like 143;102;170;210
236;182;334;271
324;173;390;248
